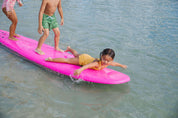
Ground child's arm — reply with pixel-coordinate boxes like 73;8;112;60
74;62;99;76
17;0;23;7
57;0;64;25
38;0;47;34
109;62;127;69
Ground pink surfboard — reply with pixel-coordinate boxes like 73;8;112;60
0;29;130;84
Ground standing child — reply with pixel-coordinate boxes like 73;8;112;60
35;0;64;55
45;46;127;76
2;0;23;41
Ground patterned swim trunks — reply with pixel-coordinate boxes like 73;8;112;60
42;14;59;31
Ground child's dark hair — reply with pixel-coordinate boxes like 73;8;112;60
100;48;115;59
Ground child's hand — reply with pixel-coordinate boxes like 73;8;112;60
19;2;23;7
74;69;82;76
122;65;127;69
60;19;64;25
38;26;44;34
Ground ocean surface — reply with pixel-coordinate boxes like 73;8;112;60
0;0;177;118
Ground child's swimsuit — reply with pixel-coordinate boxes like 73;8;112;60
79;54;101;70
2;0;21;11
42;14;59;31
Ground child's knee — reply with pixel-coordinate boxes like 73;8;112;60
54;30;60;37
12;19;18;25
43;31;49;37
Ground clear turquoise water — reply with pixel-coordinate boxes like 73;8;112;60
0;0;177;118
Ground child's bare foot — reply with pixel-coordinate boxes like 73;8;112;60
35;48;45;55
14;34;20;37
45;57;52;61
65;46;71;52
55;47;64;52
8;37;18;41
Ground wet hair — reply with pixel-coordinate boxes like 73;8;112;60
100;48;115;59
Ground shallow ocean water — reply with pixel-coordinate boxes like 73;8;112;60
0;0;177;118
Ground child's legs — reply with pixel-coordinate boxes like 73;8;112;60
9;10;18;38
50;57;79;65
66;46;79;57
52;28;60;50
36;29;49;49
2;8;18;38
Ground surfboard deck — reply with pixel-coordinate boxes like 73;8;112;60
0;29;130;84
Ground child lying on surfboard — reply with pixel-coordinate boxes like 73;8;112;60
45;46;127;76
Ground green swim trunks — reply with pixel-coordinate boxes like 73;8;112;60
42;14;59;31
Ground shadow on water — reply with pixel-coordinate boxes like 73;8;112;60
0;112;6;118
48;73;130;109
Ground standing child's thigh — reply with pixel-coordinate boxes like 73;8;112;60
3;9;17;23
10;10;18;23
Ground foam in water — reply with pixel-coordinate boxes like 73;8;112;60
69;74;84;83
